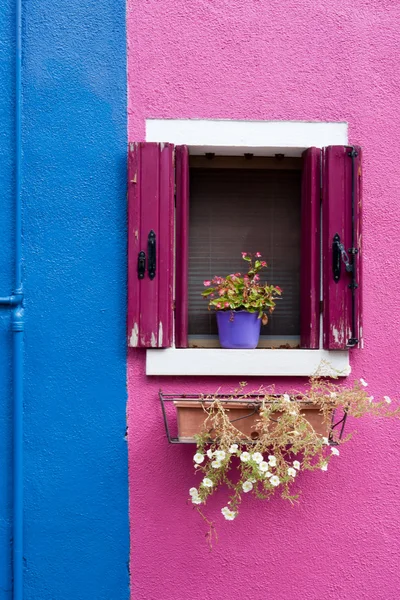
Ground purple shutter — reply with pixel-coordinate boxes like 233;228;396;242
322;146;362;349
175;145;190;348
127;142;174;348
300;148;321;348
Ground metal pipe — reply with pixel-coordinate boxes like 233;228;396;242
12;0;24;595
0;0;24;596
12;306;24;600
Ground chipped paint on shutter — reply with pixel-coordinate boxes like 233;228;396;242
127;142;174;348
300;147;321;348
322;145;362;350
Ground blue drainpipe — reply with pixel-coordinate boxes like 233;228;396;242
0;0;24;597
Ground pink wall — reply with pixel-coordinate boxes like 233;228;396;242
127;2;400;598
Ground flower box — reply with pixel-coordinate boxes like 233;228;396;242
174;400;331;443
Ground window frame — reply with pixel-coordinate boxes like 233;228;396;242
135;119;354;376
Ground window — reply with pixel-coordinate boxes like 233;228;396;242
188;156;301;348
127;122;362;376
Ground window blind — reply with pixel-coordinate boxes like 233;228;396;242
188;168;301;337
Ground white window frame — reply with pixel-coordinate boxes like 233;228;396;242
145;119;350;377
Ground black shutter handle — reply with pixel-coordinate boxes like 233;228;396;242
148;230;156;280
137;251;146;280
332;233;341;282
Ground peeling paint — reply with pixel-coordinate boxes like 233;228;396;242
129;323;139;347
332;326;341;344
150;332;157;347
158;321;163;347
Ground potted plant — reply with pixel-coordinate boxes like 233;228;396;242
201;252;282;349
187;378;398;544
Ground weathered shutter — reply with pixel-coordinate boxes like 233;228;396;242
322;146;362;349
300;148;321;348
127;142;174;347
175;145;190;348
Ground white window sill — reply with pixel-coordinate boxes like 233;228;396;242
146;348;350;377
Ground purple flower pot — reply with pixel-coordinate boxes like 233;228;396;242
216;310;261;349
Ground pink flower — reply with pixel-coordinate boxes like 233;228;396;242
241;252;247;258
254;274;260;281
224;302;230;308
219;289;225;296
275;286;282;293
261;261;267;267
216;303;222;308
255;252;262;258
203;280;211;287
235;273;241;277
210;293;215;298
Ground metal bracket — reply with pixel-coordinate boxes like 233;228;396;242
147;230;156;280
332;234;342;282
137;251;146;280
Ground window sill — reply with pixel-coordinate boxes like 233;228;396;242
146;348;350;377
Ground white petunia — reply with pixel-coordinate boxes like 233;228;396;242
331;447;340;456
193;453;205;464
252;452;263;464
191;496;202;505
368;396;374;403
259;461;270;472
287;467;297;477
201;478;213;488
322;437;329;445
264;471;272;478
360;378;368;387
206;449;214;459
268;455;277;467
211;460;222;469
240;452;251;462
242;481;253;493
289;411;297;416
270;475;280;487
384;396;392;404
229;444;239;453
221;507;236;521
283;393;291;402
321;463;328;471
189;487;198;497
293;460;301;470
330;392;337;398
214;450;226;461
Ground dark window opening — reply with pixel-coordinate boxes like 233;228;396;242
188;158;302;347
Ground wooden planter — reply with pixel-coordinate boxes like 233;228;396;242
174;400;331;443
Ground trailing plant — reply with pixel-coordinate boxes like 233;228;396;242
188;378;399;543
201;252;282;325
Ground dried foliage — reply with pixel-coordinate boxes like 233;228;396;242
188;378;399;544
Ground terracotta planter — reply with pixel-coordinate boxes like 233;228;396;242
174;400;331;443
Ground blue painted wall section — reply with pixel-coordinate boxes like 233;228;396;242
1;0;129;598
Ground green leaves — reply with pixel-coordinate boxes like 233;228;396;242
201;252;283;323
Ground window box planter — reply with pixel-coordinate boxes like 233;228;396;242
159;393;342;444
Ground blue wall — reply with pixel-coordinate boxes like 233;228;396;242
0;1;129;598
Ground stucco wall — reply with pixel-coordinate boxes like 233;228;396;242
0;1;129;598
127;2;400;599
